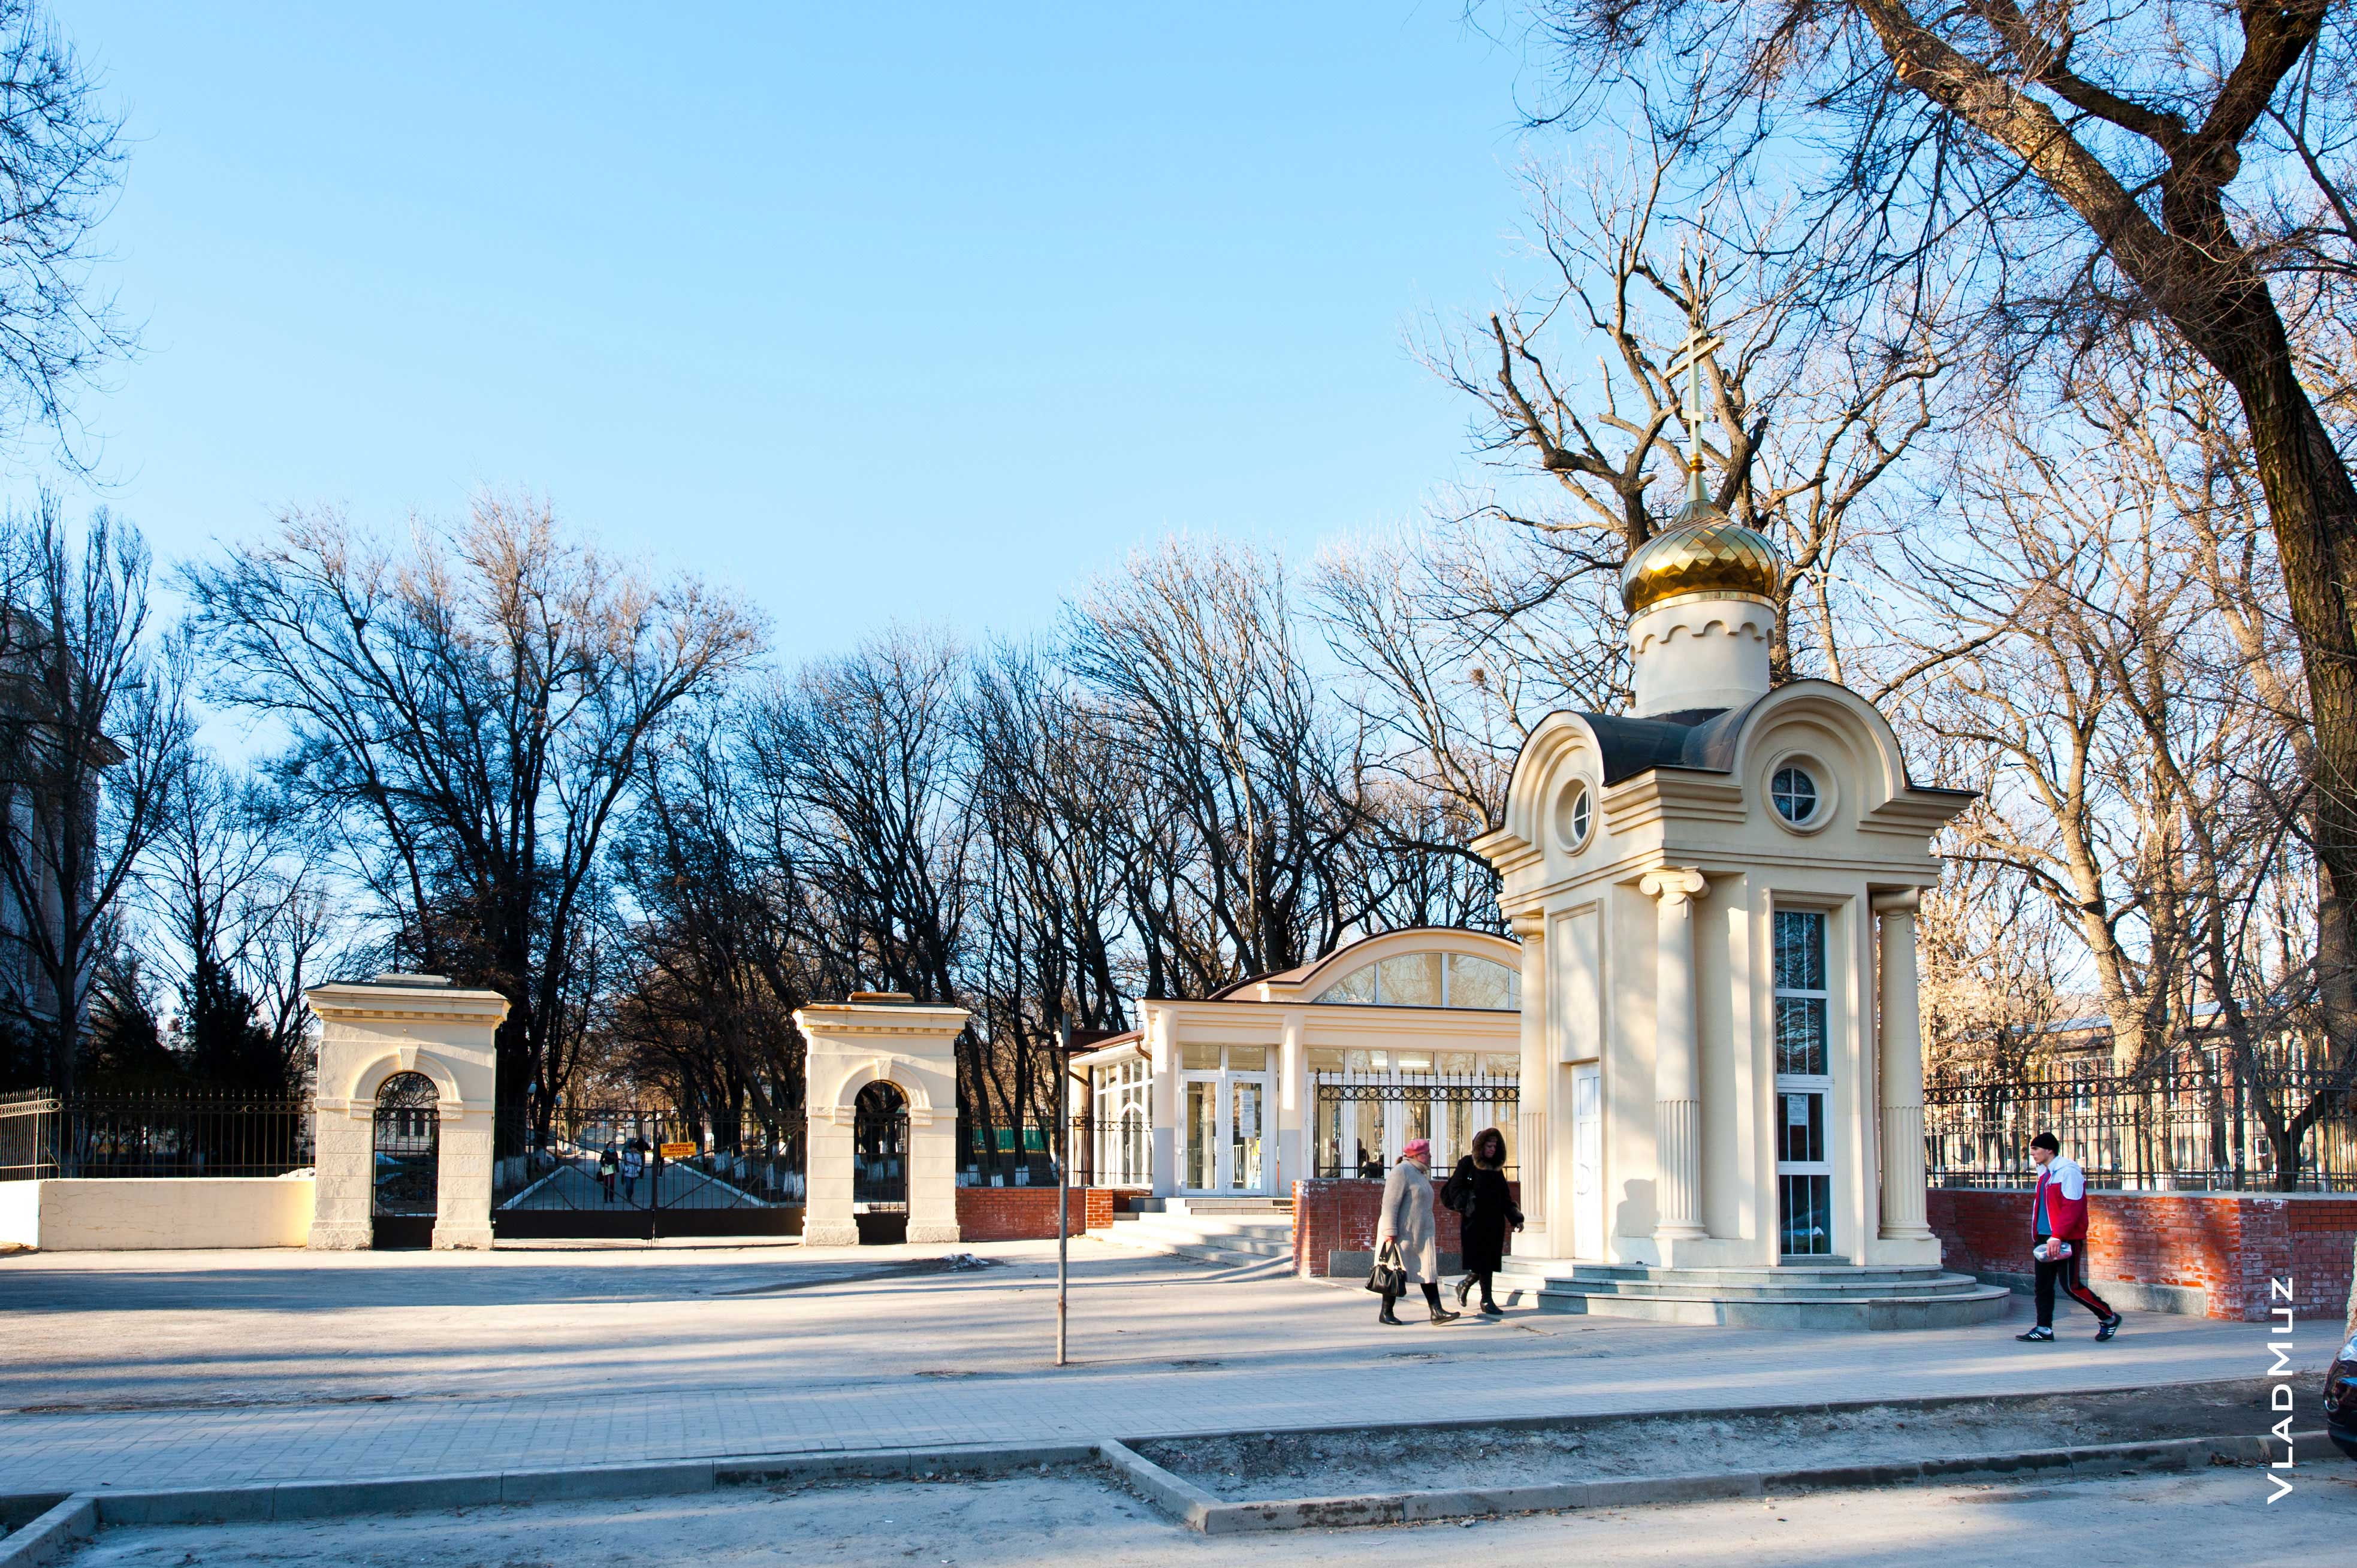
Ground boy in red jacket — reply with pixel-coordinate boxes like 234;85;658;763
2017;1131;2123;1343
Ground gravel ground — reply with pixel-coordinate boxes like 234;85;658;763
54;1460;2355;1567
1136;1378;2275;1500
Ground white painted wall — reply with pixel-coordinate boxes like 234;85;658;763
0;1177;315;1250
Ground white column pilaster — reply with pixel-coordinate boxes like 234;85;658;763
432;1107;495;1250
307;1104;375;1250
1277;1008;1304;1198
1874;890;1933;1244
1509;910;1550;1249
802;1104;858;1247
906;1107;963;1244
1640;868;1709;1243
1146;1010;1176;1199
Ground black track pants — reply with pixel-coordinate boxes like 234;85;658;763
2033;1241;2115;1327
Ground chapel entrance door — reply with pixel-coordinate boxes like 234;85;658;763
1571;1063;1603;1261
1774;908;1836;1259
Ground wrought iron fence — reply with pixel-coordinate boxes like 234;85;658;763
1313;1073;1520;1180
1068;1113;1152;1189
1924;1067;2357;1192
0;1089;58;1179
0;1089;313;1180
959;1118;1042;1188
955;1116;1147;1188
492;1106;806;1213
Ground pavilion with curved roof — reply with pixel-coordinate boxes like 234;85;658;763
1069;926;1525;1200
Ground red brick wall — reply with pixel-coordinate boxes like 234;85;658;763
953;1186;1116;1241
1292;1177;1522;1277
1927;1188;2357;1321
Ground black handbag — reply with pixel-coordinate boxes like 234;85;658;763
1365;1238;1406;1295
1441;1163;1474;1217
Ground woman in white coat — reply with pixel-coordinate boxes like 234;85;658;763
1375;1138;1460;1326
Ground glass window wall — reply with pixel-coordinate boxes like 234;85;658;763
1311;951;1522;1010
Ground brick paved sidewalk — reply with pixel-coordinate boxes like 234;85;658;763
0;1240;2313;1494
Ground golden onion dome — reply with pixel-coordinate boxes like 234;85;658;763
1619;475;1782;615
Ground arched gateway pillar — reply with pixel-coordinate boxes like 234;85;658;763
795;995;969;1247
305;974;510;1250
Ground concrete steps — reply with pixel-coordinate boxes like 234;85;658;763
1492;1262;2012;1331
1092;1197;1294;1275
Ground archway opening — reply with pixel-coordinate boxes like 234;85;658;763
372;1071;440;1249
852;1080;909;1245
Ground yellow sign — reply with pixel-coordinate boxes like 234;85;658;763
659;1141;697;1160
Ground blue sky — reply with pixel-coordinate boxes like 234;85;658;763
47;4;1555;661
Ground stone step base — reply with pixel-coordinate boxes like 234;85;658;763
1168;1197;1293;1214
1492;1262;2013;1331
1091;1197;1297;1273
1109;1214;1293;1258
1091;1220;1294;1274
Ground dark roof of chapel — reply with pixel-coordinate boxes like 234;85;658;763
1571;688;1976;796
1578;702;1757;785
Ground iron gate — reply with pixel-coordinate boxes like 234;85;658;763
372;1072;440;1249
491;1104;804;1240
852;1082;909;1244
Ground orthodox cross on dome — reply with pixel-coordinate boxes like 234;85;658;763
1663;267;1724;504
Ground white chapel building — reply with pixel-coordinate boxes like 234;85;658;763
1080;448;2009;1327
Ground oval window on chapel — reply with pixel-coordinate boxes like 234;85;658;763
1555;779;1594;850
1771;765;1819;825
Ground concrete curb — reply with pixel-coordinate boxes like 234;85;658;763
0;1440;1103;1563
0;1497;94;1568
0;1421;2320;1554
1121;1372;2280;1450
1152;1429;2328;1535
1095;1440;1220;1530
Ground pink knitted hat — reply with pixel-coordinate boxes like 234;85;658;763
1402;1138;1431;1162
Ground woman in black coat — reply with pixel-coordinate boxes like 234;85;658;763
1442;1126;1523;1316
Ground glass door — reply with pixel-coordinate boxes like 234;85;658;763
1178;1044;1274;1194
1228;1077;1267;1191
1182;1077;1217;1191
1774;908;1834;1258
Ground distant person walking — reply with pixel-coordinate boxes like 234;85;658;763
620;1136;648;1204
1375;1138;1459;1326
2016;1131;2123;1343
597;1142;619;1204
1442;1126;1523;1317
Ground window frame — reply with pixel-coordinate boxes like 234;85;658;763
1764;750;1839;835
1309;951;1522;1010
1770;902;1836;1258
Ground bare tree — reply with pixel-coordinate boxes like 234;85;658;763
135;739;347;1090
606;712;808;1144
962;643;1136;1157
1917;853;2077;1084
1067;537;1366;990
1895;419;2198;1073
1311;521;1616;843
1518;0;2357;1069
1892;345;2342;1187
1417;144;1945;682
0;1;132;464
182;495;761;1128
0;503;186;1090
735;629;1009;1138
